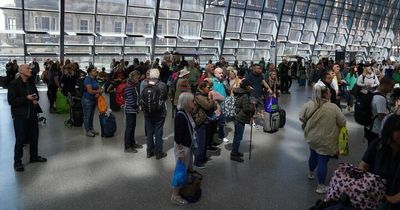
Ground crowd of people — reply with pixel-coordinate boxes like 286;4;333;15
5;55;400;208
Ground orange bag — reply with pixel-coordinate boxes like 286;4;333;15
97;95;107;113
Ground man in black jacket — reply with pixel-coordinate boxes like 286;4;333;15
7;64;47;172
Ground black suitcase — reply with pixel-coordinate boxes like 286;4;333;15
278;109;286;128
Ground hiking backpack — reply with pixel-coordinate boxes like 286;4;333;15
140;83;163;113
354;92;385;126
115;82;127;107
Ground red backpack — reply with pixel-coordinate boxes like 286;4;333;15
115;82;127;107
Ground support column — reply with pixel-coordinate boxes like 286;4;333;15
150;0;161;61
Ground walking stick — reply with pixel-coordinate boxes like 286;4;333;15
249;117;253;160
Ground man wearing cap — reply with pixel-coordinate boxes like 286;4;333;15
231;79;255;162
173;68;191;113
8;64;47;172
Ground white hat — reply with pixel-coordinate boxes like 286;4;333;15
179;69;190;78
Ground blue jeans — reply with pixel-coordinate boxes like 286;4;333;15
82;97;96;132
145;117;165;154
308;148;330;185
218;113;226;139
194;124;207;166
232;121;245;154
124;113;137;149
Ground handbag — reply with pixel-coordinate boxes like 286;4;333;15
325;163;386;210
97;95;107;114
338;127;349;156
171;160;187;188
265;95;278;113
223;96;236;118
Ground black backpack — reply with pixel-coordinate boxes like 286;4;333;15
354;91;385;126
140;83;162;113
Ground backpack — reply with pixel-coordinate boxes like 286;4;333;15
75;76;86;97
115;82;127;107
354;91;385;126
140;82;162;113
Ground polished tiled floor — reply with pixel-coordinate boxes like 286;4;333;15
0;83;368;210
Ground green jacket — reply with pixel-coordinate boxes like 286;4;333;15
233;87;255;124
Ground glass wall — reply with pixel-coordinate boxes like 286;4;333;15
0;0;400;74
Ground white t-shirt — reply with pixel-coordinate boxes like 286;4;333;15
371;91;388;134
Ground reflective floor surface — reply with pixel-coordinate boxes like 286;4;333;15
0;84;367;210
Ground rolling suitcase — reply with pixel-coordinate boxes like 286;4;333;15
263;111;280;133
99;113;117;137
278;109;286;128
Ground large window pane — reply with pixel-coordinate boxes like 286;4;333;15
0;34;24;55
128;7;154;17
0;0;22;8
96;37;124;45
65;0;95;13
64;46;92;54
129;0;156;8
227;16;242;32
203;14;224;32
0;9;23;32
127;18;153;36
25;11;58;32
125;37;152;46
27;45;59;54
157;20;178;36
159;10;180;19
183;0;205;12
25;0;58;10
65;14;94;33
26;34;59;44
179;21;201;37
64;35;94;45
96;15;125;34
97;0;126;15
242;19;259;33
160;0;181;10
181;12;202;21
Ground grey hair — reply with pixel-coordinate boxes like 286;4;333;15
177;92;194;111
149;68;160;79
312;85;330;108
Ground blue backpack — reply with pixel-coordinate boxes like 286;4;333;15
99;113;116;137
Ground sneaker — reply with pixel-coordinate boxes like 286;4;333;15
195;163;206;169
308;172;315;180
171;195;188;205
86;131;95;137
14;162;24;172
222;138;230;143
231;152;244;157
133;143;143;149
316;184;328;194
30;156;47;163
207;146;218;152
90;130;99;135
147;151;154;158
230;153;244;162
156;152;167;160
124;147;138;153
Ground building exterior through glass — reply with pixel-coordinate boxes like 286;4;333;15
0;0;400;75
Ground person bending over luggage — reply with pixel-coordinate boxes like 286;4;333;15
359;113;400;209
82;66;103;137
123;71;143;153
171;92;196;205
8;64;47;172
231;79;255;162
299;85;346;194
